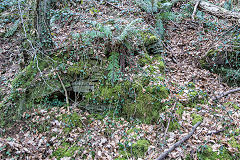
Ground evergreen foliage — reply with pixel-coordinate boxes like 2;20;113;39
135;0;159;13
4;19;19;38
107;52;121;84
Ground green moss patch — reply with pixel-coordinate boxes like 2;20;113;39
57;112;83;133
118;139;150;159
191;113;203;125
52;142;82;160
197;145;236;160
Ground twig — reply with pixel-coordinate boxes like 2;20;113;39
156;121;201;160
56;72;70;112
212;87;240;101
207;128;225;136
103;1;122;10
164;117;171;140
192;0;200;21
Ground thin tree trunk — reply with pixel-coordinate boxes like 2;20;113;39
35;0;53;48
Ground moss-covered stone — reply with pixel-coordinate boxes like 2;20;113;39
138;53;153;67
141;32;158;47
123;85;169;123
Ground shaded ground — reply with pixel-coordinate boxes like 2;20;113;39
0;0;239;159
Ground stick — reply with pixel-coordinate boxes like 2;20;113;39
212;87;240;101
207;128;225;135
164;118;171;140
192;0;200;21
56;72;70;112
104;1;122;10
191;0;240;21
156;121;201;160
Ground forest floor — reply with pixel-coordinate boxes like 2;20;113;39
0;0;239;159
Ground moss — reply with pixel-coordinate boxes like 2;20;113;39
187;82;195;89
191;113;203;125
187;89;207;105
200;49;218;68
12;60;48;89
229;137;240;151
141;76;151;86
138;53;153;67
36;121;51;133
158;60;165;72
92;84;123;104
197;146;235;160
146;85;169;98
223;102;239;110
157;76;165;81
168;121;180;131
199;59;207;68
67;62;84;76
141;32;158;47
147;65;157;74
86;77;169;123
118;139;150;159
52;142;82;160
126;127;141;135
176;103;184;116
123;85;169;123
132;139;150;158
115;158;127;160
58;112;83;133
122;83;169;123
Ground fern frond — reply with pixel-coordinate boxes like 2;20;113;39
158;12;182;22
117;18;142;42
5;19;20;37
154;19;164;39
135;0;159;13
107;52;120;84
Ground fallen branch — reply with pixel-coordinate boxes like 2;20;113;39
212;87;240;101
156;121;201;160
192;0;200;21
192;0;240;21
103;0;122;10
207;128;225;135
57;72;70;112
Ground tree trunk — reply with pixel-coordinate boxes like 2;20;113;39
35;0;53;49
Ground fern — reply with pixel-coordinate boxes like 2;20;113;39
158;12;182;22
135;0;159;13
81;22;112;45
116;18;142;42
4;19;20;37
154;11;182;39
107;52;120;84
154;19;165;39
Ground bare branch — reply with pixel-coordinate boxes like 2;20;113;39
192;0;240;21
156;121;201;160
212;88;240;101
